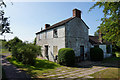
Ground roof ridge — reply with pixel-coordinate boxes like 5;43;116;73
36;17;74;34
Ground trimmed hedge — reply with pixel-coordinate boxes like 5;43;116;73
90;47;103;61
58;48;75;66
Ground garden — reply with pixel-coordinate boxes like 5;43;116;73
1;37;120;79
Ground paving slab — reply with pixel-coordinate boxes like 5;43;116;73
84;76;94;78
58;76;65;78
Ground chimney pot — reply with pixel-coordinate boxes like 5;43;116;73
45;24;50;29
73;8;81;18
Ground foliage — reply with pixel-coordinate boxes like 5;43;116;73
1;39;7;48
58;48;75;66
0;0;12;35
33;37;36;45
112;45;120;52
94;31;99;36
21;44;40;65
7;37;22;51
89;1;120;47
90;47;103;61
11;43;41;65
114;52;120;57
11;42;25;61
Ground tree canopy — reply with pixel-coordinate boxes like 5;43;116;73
0;0;12;35
89;1;120;47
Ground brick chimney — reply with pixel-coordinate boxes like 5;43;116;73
45;24;50;29
73;9;81;18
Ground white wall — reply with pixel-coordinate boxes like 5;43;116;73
98;45;112;58
36;25;65;61
65;17;90;60
99;45;106;53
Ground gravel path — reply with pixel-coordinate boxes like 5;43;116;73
2;55;31;80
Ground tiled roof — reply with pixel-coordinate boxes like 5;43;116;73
89;36;101;45
36;17;74;34
89;35;111;45
36;17;89;34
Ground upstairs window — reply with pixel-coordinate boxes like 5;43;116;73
53;29;58;38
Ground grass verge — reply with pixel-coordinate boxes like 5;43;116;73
7;56;61;78
89;68;120;78
0;49;10;54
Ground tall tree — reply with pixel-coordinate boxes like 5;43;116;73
89;1;120;47
33;37;36;45
0;0;12;35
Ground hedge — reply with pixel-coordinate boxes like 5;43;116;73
90;47;103;61
58;48;75;66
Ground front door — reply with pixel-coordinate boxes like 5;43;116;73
45;45;49;60
80;46;84;61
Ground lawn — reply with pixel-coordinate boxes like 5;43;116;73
89;57;120;78
6;55;120;78
89;68;120;78
7;56;61;78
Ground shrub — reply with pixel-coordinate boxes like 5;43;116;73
11;43;41;66
90;47;103;61
11;43;25;62
7;37;22;51
21;44;39;65
115;52;120;57
58;48;75;66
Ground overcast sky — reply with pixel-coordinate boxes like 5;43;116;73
0;2;104;42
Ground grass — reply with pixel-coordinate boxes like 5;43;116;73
6;55;120;78
88;57;120;78
0;48;10;54
89;68;120;78
7;56;61;78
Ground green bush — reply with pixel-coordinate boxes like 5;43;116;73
21;44;39;65
7;37;22;51
90;47;103;61
11;43;41;65
115;52;120;57
11;43;25;61
58;48;75;66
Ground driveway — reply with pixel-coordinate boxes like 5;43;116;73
1;54;31;80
